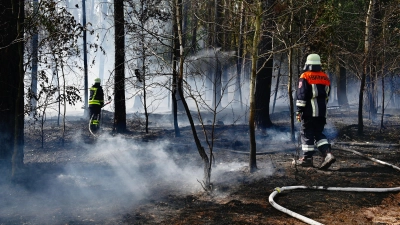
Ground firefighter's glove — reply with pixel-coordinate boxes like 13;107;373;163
296;112;302;122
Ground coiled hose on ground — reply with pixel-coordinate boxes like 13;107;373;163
268;146;400;225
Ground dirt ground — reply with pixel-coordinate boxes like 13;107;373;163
2;107;400;225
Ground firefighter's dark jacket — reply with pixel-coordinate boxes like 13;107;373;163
89;83;104;108
296;68;330;118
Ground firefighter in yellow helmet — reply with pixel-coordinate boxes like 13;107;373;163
294;54;336;170
89;78;104;129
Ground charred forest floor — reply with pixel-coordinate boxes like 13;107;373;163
2;107;400;225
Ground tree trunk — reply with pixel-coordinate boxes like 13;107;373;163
212;0;222;109
12;0;25;177
30;0;39;117
60;61;67;146
248;0;262;173
171;74;180;137
380;12;387;131
189;0;198;54
254;39;273;129
255;1;274;130
358;0;375;135
172;0;180;137
137;2;150;133
287;0;295;142
288;48;295;142
337;65;349;108
175;0;211;190
182;0;188;49
234;0;245;108
272;54;283;114
114;0;127;132
171;2;185;114
380;73;385;130
83;0;89;118
205;1;213;103
0;0;25;179
51;58;60;126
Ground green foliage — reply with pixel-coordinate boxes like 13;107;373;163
61;86;82;106
25;0;84;116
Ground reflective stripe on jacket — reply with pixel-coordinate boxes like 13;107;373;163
296;71;330;118
89;85;104;106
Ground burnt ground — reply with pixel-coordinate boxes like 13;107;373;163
1;107;400;225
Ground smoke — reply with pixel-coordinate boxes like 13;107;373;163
1;131;266;224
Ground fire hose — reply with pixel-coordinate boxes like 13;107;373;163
268;146;400;225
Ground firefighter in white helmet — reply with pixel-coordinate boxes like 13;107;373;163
294;54;336;170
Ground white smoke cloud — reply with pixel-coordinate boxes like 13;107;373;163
2;131;269;224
